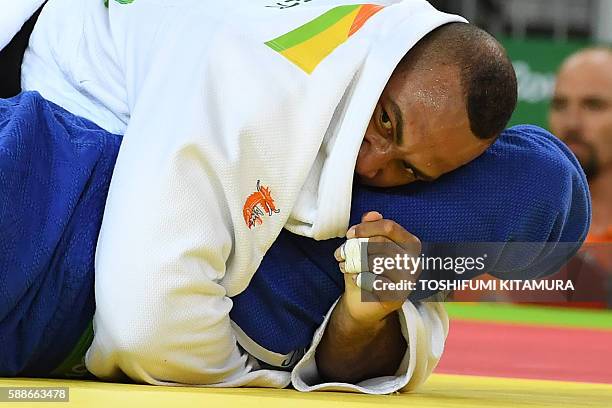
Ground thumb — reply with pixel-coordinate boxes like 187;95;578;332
361;211;383;222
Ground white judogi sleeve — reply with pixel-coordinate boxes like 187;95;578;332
22;0;460;392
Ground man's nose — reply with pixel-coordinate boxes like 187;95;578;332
560;107;583;140
364;127;392;149
358;129;394;177
361;151;389;178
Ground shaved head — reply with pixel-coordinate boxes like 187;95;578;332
396;23;518;140
561;47;612;71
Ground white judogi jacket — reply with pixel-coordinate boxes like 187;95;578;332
0;0;46;49
17;0;463;393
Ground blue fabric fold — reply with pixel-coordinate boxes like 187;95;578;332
0;92;121;375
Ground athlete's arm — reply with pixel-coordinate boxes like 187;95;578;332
316;211;420;382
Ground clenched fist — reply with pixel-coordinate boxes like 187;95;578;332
334;211;422;325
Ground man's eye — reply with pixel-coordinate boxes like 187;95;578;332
380;109;393;131
550;98;567;111
584;99;606;111
402;161;416;178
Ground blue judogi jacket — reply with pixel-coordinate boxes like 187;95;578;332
0;92;121;375
0;92;590;376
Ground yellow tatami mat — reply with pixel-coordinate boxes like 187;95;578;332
1;374;611;408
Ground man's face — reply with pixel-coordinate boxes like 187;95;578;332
355;64;492;188
550;50;612;179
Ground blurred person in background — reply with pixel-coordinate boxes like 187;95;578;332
550;48;612;240
549;47;612;306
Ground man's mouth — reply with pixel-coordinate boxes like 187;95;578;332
565;140;600;179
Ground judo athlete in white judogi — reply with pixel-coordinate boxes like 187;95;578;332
7;0;518;393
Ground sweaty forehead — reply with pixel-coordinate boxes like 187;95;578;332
420;124;490;169
384;64;462;108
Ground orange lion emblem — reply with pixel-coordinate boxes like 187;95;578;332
243;180;280;229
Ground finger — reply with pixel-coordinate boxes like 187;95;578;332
365;236;422;266
339;261;345;273
334;238;358;262
363;235;403;264
337;236;396;271
350;219;420;247
364;235;395;247
334;244;345;262
364;236;422;283
354;219;415;243
343;270;378;303
355;272;376;292
361;211;383;223
346;212;383;238
369;251;422;285
342;238;369;274
369;274;411;305
353;273;407;307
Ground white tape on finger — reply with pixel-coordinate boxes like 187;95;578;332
342;238;369;274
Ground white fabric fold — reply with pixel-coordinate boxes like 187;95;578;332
0;0;46;50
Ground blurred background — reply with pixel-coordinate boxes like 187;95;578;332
428;0;612;311
430;0;612;129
